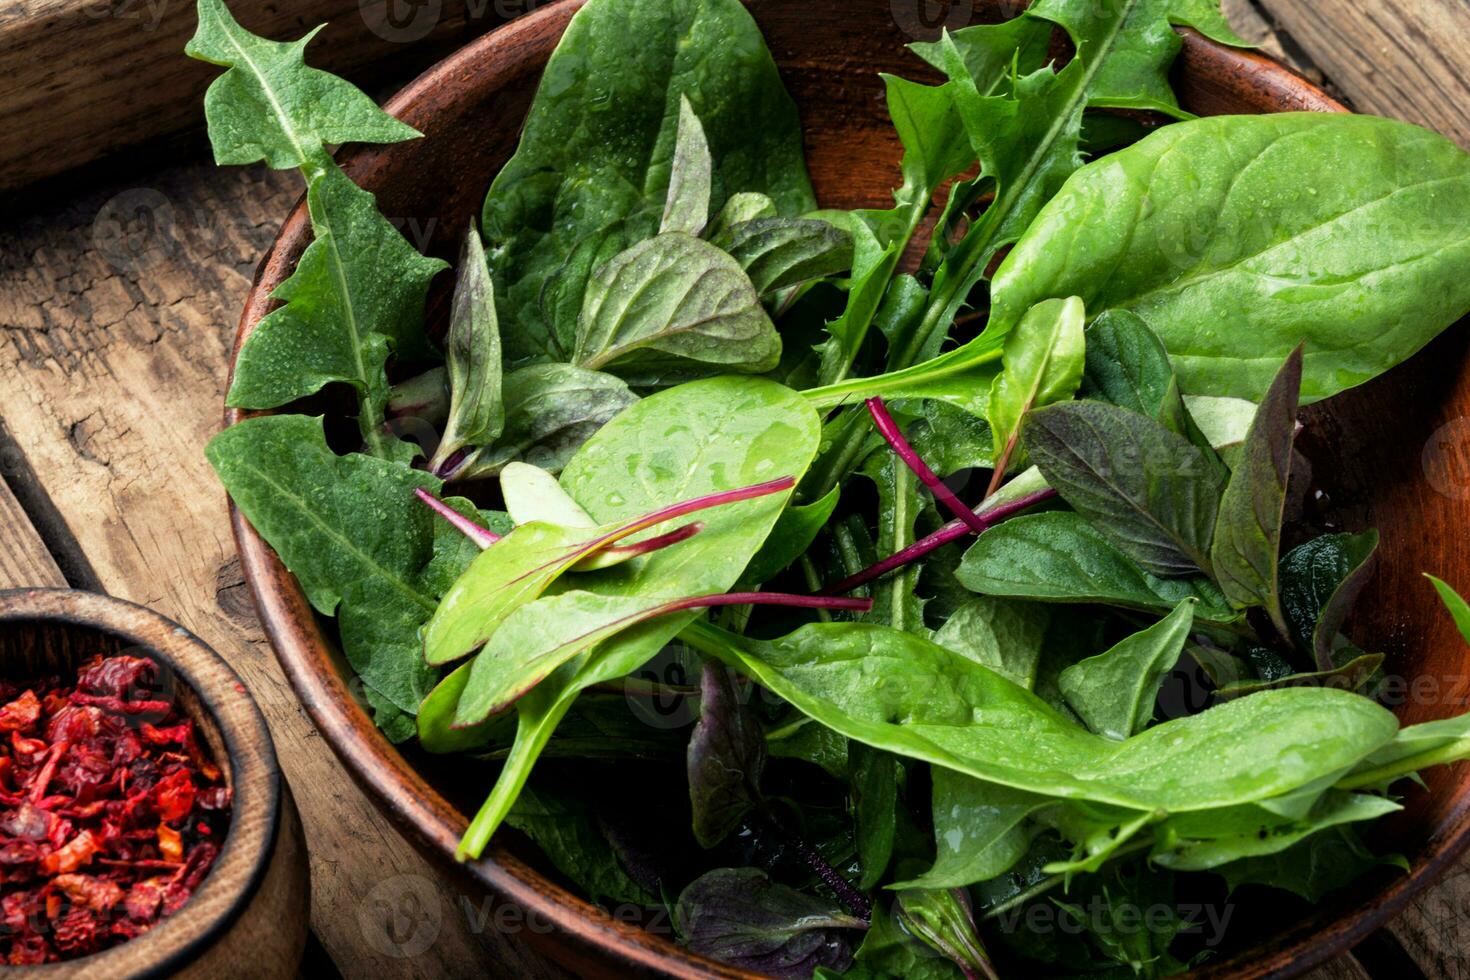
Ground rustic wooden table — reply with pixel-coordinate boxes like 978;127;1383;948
0;0;1466;977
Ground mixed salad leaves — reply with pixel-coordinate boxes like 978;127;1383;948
191;0;1470;974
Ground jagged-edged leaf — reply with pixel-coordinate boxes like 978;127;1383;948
226;163;446;455
205;415;440;712
186;0;419;169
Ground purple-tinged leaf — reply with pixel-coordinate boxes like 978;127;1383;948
1211;346;1303;638
676;868;866;977
1278;531;1380;672
688;662;767;848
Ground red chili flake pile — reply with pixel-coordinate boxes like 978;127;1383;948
0;655;232;964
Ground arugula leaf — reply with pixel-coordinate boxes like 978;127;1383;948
481;0;814;363
676;868;866;977
572;232;780;374
432;229;503;474
987;296;1087;472
1024;401;1225;577
689;661;766;848
989;113;1470;402
186;0;419;170
463;364;638;476
1058;598;1196;740
1278;531;1379;670
957;512;1237;623
224;162;446;457
1211;348;1302;633
686;620;1398;812
661;95;713;236
205;415;440;712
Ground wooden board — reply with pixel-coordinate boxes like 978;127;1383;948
0;480;65;588
0;0;511;192
1255;0;1470;149
0;158;566;978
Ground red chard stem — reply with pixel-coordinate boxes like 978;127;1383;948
414;488;500;548
866;397;987;534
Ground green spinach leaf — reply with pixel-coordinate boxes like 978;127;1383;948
481;0;814;363
1058;598;1196;740
989;113;1470;402
573;232;780;374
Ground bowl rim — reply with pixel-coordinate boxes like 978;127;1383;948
0;587;281;976
224;3;1470;977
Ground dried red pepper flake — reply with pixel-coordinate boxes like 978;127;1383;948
0;692;41;734
0;655;232;964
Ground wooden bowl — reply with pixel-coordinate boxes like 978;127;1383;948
226;1;1470;976
0;589;308;978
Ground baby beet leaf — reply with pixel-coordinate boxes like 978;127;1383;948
688;661;767;849
661;96;713;236
1058;598;1196;740
186;0;419;171
1428;574;1470;646
1211;347;1303;636
457;378;820;861
676;868;866;977
226;162;447;458
452;589;868;727
431;228;504;476
423;476;795;667
867;396;986;533
572;233;781;374
1024;400;1225;578
986;296;1087;491
1278;531;1380;671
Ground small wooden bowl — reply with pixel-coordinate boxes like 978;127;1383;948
0;589;308;978
227;1;1470;977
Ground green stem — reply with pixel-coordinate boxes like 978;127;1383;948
802;336;1004;411
980;839;1154;921
458;696;574;860
1336;739;1470;791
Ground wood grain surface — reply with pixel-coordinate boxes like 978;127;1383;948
0;0;1466;977
0;0;513;192
0;160;568;977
